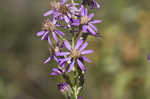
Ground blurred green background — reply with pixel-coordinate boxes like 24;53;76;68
0;0;150;99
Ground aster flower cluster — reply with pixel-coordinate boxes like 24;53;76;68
36;0;102;99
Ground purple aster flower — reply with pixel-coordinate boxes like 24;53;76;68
82;0;100;9
36;18;64;44
43;0;79;24
56;39;93;72
57;82;72;94
72;5;102;36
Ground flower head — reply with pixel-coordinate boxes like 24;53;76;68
56;39;93;72
36;18;64;44
72;5;102;36
43;0;79;24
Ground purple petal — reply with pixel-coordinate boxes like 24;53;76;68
88;13;94;20
81;5;84;16
89;20;102;24
41;31;48;40
84;8;88;16
89;23;98;32
59;57;71;65
50;72;58;75
61;63;66;68
70;6;79;11
82;25;87;33
43;56;52;64
72;22;80;26
81;50;94;55
43;10;54;16
48;36;53;46
96;2;100;8
52;18;57;24
64;40;72;50
36;31;44;37
64;15;70;23
79;42;88;52
56;52;70;56
72;19;80;23
81;56;91;63
54;56;59;63
52;32;58;43
52;68;59;72
55;30;64;36
77;59;85;71
68;60;75;72
87;25;96;35
75;39;83;50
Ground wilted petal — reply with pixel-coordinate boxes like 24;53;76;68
43;10;54;16
77;59;85;71
88;13;94;20
87;25;96;35
81;56;91;63
43;56;52;64
64;40;72;50
81;50;94;55
68;60;75;72
36;31;44;37
75;39;83;50
52;32;58;43
89;20;102;24
79;41;88;52
56;52;70;56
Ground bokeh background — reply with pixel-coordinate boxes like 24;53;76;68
0;0;150;99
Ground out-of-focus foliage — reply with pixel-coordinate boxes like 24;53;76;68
0;0;150;99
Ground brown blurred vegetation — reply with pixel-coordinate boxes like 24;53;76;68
0;0;150;99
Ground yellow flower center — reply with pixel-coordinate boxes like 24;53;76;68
59;5;69;15
50;1;61;9
42;20;55;32
80;16;89;24
71;50;80;58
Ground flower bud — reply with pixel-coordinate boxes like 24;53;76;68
57;82;72;95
